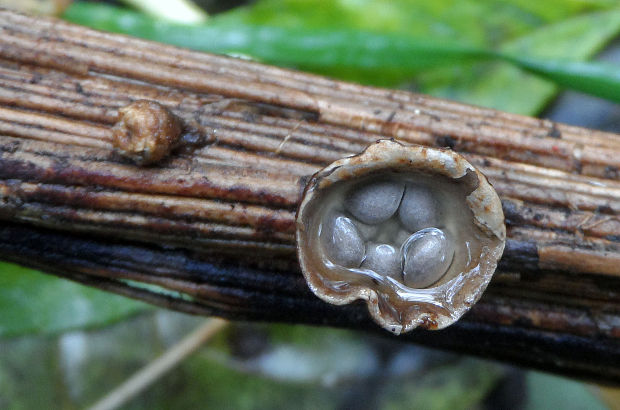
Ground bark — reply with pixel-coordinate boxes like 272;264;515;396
0;8;619;383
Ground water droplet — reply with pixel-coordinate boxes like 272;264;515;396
402;228;454;288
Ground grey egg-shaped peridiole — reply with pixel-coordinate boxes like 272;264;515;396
344;180;404;225
321;214;365;268
296;140;506;334
362;243;402;279
402;228;454;288
399;184;438;232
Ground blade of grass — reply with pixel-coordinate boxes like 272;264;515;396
502;56;620;103
88;318;228;410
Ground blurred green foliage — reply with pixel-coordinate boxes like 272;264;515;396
64;0;620;114
0;313;506;410
0;263;148;338
425;10;620;113
525;372;607;410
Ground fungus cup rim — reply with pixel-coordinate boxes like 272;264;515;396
296;140;506;334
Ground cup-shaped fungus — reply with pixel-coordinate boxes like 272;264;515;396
296;140;505;334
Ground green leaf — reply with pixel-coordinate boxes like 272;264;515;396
218;0;546;45
525;371;607;410
63;3;489;75
0;262;149;338
62;0;557;86
63;3;620;112
424;9;620;114
505;57;620;103
504;0;617;21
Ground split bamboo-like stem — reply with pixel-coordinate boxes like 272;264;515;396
0;8;619;383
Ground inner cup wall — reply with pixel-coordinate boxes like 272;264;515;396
305;170;483;292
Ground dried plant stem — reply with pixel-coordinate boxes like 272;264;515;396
88;318;228;410
0;9;619;382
